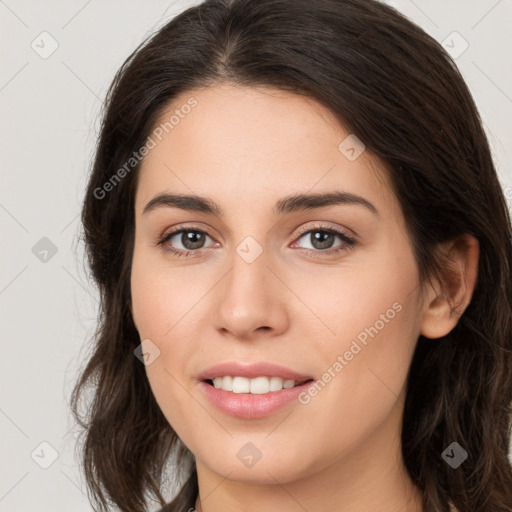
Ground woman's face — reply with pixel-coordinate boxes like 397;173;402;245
131;83;428;484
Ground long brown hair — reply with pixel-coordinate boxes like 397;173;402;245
70;1;512;511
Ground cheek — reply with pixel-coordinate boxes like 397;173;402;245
315;296;419;465
299;240;422;431
305;235;421;365
130;246;201;338
130;248;212;432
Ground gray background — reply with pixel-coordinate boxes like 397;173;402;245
1;1;511;510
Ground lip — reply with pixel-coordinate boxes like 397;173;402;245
198;380;314;419
197;361;313;382
197;361;314;419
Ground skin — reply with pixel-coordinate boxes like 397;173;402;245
130;83;478;512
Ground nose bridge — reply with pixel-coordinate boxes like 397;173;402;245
225;240;273;310
214;236;288;337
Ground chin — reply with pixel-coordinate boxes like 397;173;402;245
198;446;313;484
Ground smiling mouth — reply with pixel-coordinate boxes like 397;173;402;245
205;376;314;394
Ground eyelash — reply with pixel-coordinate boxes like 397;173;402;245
156;223;357;259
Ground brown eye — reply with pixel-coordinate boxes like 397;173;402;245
302;231;337;250
173;230;208;250
157;228;215;257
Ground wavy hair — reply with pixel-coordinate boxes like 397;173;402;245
70;0;512;511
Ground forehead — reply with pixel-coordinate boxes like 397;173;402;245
135;83;397;217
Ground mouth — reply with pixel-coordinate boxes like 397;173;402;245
204;376;314;394
197;361;315;417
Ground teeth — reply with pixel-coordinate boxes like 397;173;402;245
233;376;250;393
211;376;302;394
270;376;285;391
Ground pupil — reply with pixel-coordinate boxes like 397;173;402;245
182;231;204;250
312;231;334;250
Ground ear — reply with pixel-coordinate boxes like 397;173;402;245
420;234;479;339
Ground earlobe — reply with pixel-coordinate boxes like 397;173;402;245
420;234;479;340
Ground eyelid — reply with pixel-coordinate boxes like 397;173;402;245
292;221;357;240
157;222;217;242
158;221;356;243
156;224;215;248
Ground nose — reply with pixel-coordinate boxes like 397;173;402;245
212;248;289;341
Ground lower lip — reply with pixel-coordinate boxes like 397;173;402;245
199;380;313;419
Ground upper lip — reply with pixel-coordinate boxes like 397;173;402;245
198;362;314;382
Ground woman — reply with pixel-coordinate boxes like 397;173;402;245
70;0;512;511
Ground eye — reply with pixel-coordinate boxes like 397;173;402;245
156;223;357;258
157;226;216;257
291;225;357;255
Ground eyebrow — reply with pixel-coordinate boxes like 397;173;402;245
142;191;379;217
